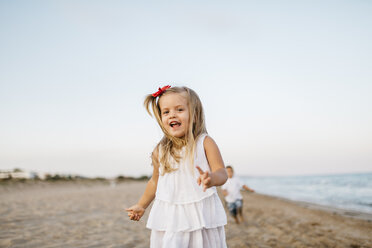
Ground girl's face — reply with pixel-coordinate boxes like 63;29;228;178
159;92;190;138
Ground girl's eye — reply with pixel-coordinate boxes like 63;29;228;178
163;111;169;115
177;108;183;112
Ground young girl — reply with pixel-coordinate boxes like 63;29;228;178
125;85;228;248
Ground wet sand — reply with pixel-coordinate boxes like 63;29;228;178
1;181;371;248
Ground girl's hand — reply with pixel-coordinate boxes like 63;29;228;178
125;204;145;221
196;166;212;192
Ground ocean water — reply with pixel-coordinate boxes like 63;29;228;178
241;172;372;214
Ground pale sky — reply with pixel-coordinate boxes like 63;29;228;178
1;0;371;178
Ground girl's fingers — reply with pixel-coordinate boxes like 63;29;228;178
196;166;204;175
202;176;211;192
203;178;211;191
196;166;212;190
201;172;210;184
134;213;140;221
126;207;143;221
204;177;211;185
204;171;209;180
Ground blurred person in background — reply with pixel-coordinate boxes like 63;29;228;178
222;165;254;224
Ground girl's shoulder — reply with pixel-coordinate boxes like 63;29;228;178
202;135;219;150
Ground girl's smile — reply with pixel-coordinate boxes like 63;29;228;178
159;92;190;138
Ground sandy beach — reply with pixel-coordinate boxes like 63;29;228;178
1;181;371;248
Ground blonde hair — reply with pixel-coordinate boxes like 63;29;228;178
144;86;207;175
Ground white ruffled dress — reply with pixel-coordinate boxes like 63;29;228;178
146;134;227;248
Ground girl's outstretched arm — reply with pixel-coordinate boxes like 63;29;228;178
197;136;228;191
125;147;160;221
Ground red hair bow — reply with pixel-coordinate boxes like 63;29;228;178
152;85;171;97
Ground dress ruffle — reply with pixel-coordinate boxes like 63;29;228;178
147;193;227;232
150;226;227;248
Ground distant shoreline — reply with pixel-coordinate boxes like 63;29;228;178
241;173;372;219
256;192;372;222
